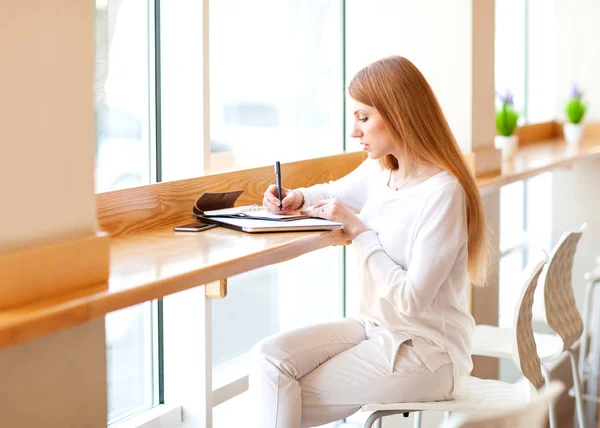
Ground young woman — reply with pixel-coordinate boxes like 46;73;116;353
251;55;488;428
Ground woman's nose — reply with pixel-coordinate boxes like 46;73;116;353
351;127;363;138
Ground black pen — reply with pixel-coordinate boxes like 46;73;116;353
275;161;283;211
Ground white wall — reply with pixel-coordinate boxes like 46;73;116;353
551;0;600;308
0;0;98;252
551;161;600;312
345;0;495;153
554;0;600;122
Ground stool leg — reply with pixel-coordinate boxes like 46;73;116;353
568;348;587;428
413;411;422;428
579;280;594;381
364;412;382;428
542;364;558;428
585;281;600;426
575;280;593;428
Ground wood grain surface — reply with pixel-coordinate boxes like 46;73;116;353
0;231;109;310
98;151;367;237
515;121;557;145
0;227;350;348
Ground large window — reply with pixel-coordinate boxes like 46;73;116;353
209;0;344;174
95;0;158;423
95;0;153;193
526;0;556;123
209;3;345;425
495;0;557;381
159;0;206;181
95;0;345;425
495;0;526;119
498;173;553;382
212;248;344;427
495;0;556;123
498;181;526;329
106;303;157;423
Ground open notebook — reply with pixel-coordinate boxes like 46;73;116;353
191;190;343;232
201;204;309;221
198;216;343;233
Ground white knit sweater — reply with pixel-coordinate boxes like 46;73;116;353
298;158;474;393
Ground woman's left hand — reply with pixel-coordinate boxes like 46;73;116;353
301;198;368;239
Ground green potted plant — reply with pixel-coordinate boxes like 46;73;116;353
564;84;588;146
495;90;520;161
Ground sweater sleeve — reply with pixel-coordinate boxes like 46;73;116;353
352;181;468;316
296;159;372;213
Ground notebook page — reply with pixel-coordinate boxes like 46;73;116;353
203;204;261;216
242;210;307;220
204;206;308;220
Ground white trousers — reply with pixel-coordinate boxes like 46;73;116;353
248;318;453;428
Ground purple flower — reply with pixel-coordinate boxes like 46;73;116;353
571;83;583;100
496;90;514;106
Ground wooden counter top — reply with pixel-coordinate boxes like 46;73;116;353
1;135;600;349
0;226;349;349
477;137;600;195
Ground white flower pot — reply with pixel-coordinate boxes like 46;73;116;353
563;122;584;146
494;135;519;161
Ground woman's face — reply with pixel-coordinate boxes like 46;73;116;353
349;98;397;160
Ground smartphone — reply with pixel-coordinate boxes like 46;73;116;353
173;222;217;232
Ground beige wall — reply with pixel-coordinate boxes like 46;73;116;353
0;2;106;427
0;319;107;428
0;0;98;253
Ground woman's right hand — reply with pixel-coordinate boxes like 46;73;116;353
263;185;304;213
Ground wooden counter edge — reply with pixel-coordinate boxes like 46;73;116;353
0;229;350;349
0;231;110;311
477;140;600;195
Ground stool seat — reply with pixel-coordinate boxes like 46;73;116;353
583;261;600;281
361;376;532;415
472;325;564;363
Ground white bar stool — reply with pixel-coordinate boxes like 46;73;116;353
471;224;588;428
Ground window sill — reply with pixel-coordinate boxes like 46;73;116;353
109;405;182;428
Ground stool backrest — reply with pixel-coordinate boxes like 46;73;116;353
512;252;548;389
544;224;586;351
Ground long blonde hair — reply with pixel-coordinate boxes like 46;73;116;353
349;56;488;287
